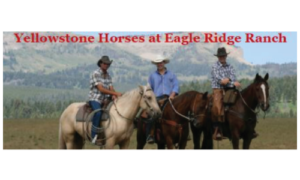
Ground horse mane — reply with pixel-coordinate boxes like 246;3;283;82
171;91;199;107
116;87;140;105
178;91;199;98
241;84;253;93
241;74;266;94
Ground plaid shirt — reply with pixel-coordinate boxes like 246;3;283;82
88;68;113;103
211;61;236;89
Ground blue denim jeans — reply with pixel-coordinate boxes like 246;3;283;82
89;100;102;139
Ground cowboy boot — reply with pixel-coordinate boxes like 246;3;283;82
147;122;155;144
213;127;222;141
187;133;192;141
147;125;155;144
93;120;106;146
213;119;225;141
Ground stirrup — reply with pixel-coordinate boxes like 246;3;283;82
224;106;229;112
213;133;223;141
92;135;98;144
146;135;155;144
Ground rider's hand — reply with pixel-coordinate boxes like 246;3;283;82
221;78;230;85
112;95;117;100
169;92;176;101
234;81;241;88
116;92;122;97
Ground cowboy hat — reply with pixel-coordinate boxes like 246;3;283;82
97;56;113;67
214;47;230;57
152;56;170;64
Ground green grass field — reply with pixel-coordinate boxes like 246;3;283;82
3;118;297;149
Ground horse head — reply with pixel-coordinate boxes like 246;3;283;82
192;92;209;128
253;73;270;111
139;84;162;119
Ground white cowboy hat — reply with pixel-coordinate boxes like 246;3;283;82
151;55;170;64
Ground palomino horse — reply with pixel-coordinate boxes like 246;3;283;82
193;73;270;149
59;85;161;149
136;91;209;149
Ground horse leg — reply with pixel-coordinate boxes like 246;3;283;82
202;127;213;149
136;121;146;149
242;138;252;149
74;133;84;149
190;123;201;149
119;139;131;149
231;130;240;149
243;119;256;149
243;130;254;149
137;139;146;149
165;136;174;149
178;127;189;149
66;140;83;151
105;138;116;149
65;133;84;149
157;143;165;149
178;140;188;149
59;131;67;149
161;124;175;149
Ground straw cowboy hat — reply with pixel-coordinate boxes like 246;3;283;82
151;55;170;64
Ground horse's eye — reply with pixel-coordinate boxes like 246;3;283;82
148;97;152;100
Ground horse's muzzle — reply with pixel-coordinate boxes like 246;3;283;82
154;111;162;119
261;103;270;111
148;110;161;119
192;118;204;128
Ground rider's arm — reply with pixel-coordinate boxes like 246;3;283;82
148;74;154;90
229;65;237;83
97;84;121;96
212;66;228;85
171;73;179;95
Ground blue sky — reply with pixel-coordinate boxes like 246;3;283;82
223;32;297;65
76;31;297;65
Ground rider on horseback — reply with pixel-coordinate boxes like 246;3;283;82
211;47;242;141
144;55;179;144
88;56;122;144
211;47;258;141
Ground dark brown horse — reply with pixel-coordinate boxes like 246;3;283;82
190;111;213;149
192;73;270;149
136;91;209;149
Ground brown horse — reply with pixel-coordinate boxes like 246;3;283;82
192;73;270;149
190;110;213;149
136;91;209;149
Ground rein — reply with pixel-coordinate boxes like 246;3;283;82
238;90;260;114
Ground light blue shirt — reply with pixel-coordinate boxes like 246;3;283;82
148;69;179;97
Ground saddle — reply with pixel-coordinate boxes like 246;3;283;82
157;98;169;111
76;99;112;122
223;89;238;105
208;89;239;115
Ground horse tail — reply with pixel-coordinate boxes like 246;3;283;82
58;117;67;149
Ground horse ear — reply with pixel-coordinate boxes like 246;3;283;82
254;73;259;82
203;92;208;99
139;85;144;92
146;83;151;89
264;73;269;81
